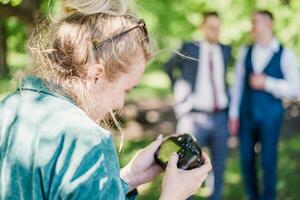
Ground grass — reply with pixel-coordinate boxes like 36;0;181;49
119;135;300;200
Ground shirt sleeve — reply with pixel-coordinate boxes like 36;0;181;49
173;79;196;118
229;46;248;119
43;129;136;200
264;48;300;99
121;179;138;200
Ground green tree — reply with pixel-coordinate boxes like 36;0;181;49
0;0;42;76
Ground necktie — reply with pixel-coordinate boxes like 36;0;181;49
209;50;219;112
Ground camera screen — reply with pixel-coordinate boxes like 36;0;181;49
158;140;181;163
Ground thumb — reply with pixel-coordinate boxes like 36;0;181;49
166;152;179;170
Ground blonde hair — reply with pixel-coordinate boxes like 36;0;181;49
26;0;152;120
63;0;129;15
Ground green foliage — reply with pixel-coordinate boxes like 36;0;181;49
2;0;300;98
0;76;11;99
132;0;300;96
134;0;300;66
0;0;22;6
5;17;28;73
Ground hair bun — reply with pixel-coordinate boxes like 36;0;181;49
62;0;129;15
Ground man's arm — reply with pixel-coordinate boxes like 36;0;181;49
229;47;247;119
228;46;247;136
264;48;300;99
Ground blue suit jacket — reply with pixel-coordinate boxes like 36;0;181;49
164;42;232;117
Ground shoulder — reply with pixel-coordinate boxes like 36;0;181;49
219;43;232;50
39;100;111;146
35;95;113;166
17;88;112;144
178;42;199;58
237;45;252;57
181;41;199;50
219;43;232;58
281;46;297;58
65;107;110;143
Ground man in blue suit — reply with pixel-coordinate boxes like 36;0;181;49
165;12;231;200
229;10;300;200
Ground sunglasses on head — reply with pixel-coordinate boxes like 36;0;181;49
93;19;149;50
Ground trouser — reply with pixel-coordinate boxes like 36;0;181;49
177;110;229;200
239;114;283;200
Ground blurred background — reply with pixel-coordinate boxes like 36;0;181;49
0;0;300;199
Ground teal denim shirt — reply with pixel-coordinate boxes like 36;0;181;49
0;77;137;200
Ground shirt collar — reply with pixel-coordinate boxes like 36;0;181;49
202;40;219;48
255;37;279;53
201;40;220;53
18;76;74;104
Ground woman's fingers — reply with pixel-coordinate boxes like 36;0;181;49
161;151;212;200
166;152;179;172
132;135;163;164
201;152;212;170
182;152;211;181
142;134;164;155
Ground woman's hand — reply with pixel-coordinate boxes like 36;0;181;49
121;135;164;190
159;152;212;200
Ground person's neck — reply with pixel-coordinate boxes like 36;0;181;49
256;33;273;47
205;38;218;45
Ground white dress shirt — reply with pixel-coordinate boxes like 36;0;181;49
229;38;300;118
194;40;228;112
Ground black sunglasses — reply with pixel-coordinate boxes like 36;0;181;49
93;19;149;50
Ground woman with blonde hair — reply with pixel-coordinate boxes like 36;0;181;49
0;0;211;199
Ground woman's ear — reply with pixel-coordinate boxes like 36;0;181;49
86;64;105;83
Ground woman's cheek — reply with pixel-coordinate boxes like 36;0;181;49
114;92;126;110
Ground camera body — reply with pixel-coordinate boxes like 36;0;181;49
154;133;205;170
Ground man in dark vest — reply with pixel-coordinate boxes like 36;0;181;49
229;10;300;200
165;12;231;200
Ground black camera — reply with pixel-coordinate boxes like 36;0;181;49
154;133;205;170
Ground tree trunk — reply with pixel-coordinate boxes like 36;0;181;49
0;20;9;76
